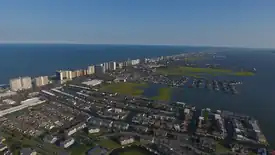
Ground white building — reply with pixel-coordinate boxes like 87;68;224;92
21;77;32;90
9;78;22;91
0;91;17;98
117;62;123;69
2;99;16;105
66;128;77;136
56;70;72;80
0;144;7;152
65;122;87;136
75;122;87;130
60;138;75;148
119;136;134;145
87;65;95;75
88;127;100;134
56;70;64;80
131;59;140;65
82;79;103;86
0;97;46;117
43;135;58;144
65;71;72;80
114;77;127;83
184;108;190;114
34;76;49;87
9;77;32;91
109;61;116;70
103;62;109;71
95;64;105;74
0;136;6;143
198;116;204;128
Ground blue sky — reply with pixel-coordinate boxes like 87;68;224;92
0;0;275;48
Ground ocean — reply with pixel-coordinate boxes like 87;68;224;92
0;44;274;146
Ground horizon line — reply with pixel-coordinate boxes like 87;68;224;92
0;41;274;50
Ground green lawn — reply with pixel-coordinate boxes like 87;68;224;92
1;130;65;155
248;151;257;155
97;139;120;149
156;66;255;77
100;82;148;96
233;71;255;76
70;144;94;155
215;143;230;153
114;146;153;155
151;87;172;101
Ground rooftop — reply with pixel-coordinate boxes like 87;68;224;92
82;79;103;86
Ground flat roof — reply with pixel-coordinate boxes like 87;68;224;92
0;97;46;117
82;79;103;86
21;97;41;104
0;91;17;98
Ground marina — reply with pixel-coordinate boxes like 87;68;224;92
188;79;240;94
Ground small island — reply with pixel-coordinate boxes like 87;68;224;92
151;87;172;101
100;82;148;96
156;66;255;77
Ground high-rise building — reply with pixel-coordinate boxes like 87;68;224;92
65;71;72;80
56;70;73;80
9;77;33;91
56;70;64;80
83;70;87;75
127;58;132;66
9;78;22;91
118;62;123;69
123;61;128;67
34;77;43;87
75;70;80;77
95;64;105;75
71;71;77;78
87;65;95;75
80;70;84;76
109;61;116;71
21;77;32;89
131;59;140;65
34;76;49;87
123;58;132;67
103;62;109;71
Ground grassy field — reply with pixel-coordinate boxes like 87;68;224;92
1;130;65;155
156;66;255;77
233;71;255;76
151;87;172;101
70;144;94;155
100;82;148;96
215;143;230;153
97;139;121;149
